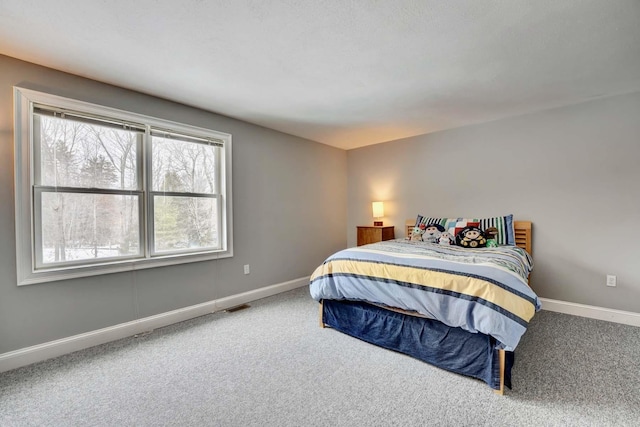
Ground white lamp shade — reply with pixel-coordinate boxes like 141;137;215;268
372;201;384;218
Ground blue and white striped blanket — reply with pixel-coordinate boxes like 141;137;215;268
310;240;540;351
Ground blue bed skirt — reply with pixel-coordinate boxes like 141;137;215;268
321;299;514;390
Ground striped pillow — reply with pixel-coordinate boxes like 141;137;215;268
414;214;515;246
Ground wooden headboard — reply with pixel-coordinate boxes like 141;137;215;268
513;221;532;255
405;219;532;255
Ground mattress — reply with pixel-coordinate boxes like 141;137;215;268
310;239;540;351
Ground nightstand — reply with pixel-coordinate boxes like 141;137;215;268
357;226;395;246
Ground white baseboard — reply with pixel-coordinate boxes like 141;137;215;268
3;285;634;374
540;297;640;327
0;276;309;374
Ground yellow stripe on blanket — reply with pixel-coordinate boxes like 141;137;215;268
313;259;535;322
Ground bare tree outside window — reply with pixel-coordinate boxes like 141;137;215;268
151;135;219;252
37;115;141;264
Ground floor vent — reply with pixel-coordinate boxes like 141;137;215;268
224;304;251;313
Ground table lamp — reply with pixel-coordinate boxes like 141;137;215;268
372;201;384;226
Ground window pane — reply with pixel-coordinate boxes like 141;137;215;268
37;115;139;190
153;195;218;252
152;136;217;194
40;192;140;265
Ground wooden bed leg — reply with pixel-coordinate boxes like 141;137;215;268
319;300;325;328
494;349;505;396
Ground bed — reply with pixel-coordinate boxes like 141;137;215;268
310;218;538;394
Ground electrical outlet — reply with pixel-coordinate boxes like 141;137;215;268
243;264;250;275
606;274;617;287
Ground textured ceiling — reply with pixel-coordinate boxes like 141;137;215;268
1;0;639;149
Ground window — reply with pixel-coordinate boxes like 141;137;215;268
14;88;233;285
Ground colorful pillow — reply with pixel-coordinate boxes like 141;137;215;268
413;214;515;245
451;220;480;239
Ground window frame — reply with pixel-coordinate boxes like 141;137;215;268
13;87;233;286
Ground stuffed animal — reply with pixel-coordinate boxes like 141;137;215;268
455;226;487;248
484;227;498;247
410;224;426;241
437;232;454;245
422;223;445;243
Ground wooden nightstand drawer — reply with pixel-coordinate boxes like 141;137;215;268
357;226;395;246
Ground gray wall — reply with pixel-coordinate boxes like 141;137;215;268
0;55;347;354
347;91;640;313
